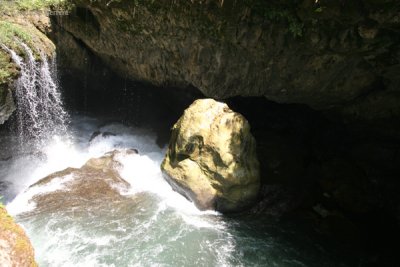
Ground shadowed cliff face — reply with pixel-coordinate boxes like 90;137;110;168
55;0;400;121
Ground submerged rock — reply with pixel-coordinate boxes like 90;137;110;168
161;99;260;213
26;149;134;214
0;206;37;267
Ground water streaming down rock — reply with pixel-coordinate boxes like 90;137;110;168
1;42;68;149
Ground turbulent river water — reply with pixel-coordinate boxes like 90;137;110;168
0;41;354;267
0;115;353;267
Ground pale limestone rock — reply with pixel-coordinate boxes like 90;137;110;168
162;99;260;213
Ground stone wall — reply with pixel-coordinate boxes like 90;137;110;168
56;0;400;121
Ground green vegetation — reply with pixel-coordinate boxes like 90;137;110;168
244;1;304;37
0;0;63;85
15;0;69;10
0;21;35;85
0;21;33;46
0;68;12;85
0;0;71;13
262;7;304;37
0;48;15;86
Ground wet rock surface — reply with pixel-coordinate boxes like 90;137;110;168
25;149;135;215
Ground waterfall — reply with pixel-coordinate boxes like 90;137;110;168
1;42;69;149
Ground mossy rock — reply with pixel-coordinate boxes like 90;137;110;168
0;206;37;267
0;18;56;59
0;11;57;124
0;49;18;86
27;149;135;215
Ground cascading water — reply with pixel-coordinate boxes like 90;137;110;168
1;41;68;149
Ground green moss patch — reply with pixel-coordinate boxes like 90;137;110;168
0;21;33;48
243;0;304;37
0;21;34;85
1;0;72;13
0;50;17;86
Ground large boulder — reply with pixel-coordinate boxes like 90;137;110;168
161;99;260;213
0;206;37;267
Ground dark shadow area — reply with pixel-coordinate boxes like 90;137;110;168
55;30;203;147
61;68;203;146
226;96;400;267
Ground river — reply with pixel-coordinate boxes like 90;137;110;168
0;114;353;267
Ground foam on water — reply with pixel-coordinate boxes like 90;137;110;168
2;116;239;266
6;174;74;216
116;152;219;217
1;116;351;267
5;117;221;219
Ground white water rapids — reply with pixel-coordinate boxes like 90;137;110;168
3;117;238;266
0;116;352;267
